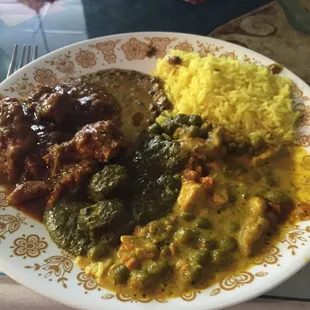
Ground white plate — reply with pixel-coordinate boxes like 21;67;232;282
0;32;309;310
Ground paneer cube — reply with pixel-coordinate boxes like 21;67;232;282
177;181;208;212
238;196;270;257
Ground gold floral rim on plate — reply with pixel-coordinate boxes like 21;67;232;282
0;32;309;310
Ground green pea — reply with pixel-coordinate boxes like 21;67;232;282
198;127;209;139
195;217;212;229
129;270;151;289
180;212;196;221
220;236;238;252
189;248;210;265
198;237;218;249
187;125;201;138
188;115;203;127
212;250;228;265
173;227;197;245
258;168;277;186
148;123;162;136
183;263;202;284
161;133;172;140
263;189;289;203
110;264;129;284
161;119;178;135
200;123;212;137
88;243;109;262
229;222;240;233
148;261;170;278
174;114;190;125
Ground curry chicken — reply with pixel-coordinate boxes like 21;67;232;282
0;68;308;299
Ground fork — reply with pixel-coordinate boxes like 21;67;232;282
7;44;38;78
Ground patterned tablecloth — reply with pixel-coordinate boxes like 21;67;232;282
210;0;310;85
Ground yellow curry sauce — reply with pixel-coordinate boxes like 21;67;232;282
76;139;310;299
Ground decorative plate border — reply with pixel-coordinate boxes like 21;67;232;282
0;32;309;310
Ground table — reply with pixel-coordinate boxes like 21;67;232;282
0;0;310;309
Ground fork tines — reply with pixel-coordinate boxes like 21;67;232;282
7;44;38;78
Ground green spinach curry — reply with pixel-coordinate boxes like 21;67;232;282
0;68;309;300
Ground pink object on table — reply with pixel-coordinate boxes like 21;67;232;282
0;0;63;27
183;0;206;4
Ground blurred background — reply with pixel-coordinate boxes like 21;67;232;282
0;0;309;82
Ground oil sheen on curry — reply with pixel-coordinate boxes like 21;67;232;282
0;60;309;299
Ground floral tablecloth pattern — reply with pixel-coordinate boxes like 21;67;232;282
210;0;310;85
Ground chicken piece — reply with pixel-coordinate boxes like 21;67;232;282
24;155;48;179
47;160;94;208
248;196;267;215
252;146;281;166
33;86;75;126
31;122;72;154
0;97;37;183
177;181;209;212
238;196;270;257
239;217;269;257
27;82;120;130
8;181;49;205
73;120;123;163
44;120;124;173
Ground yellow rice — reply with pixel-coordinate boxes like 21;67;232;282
155;50;299;145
